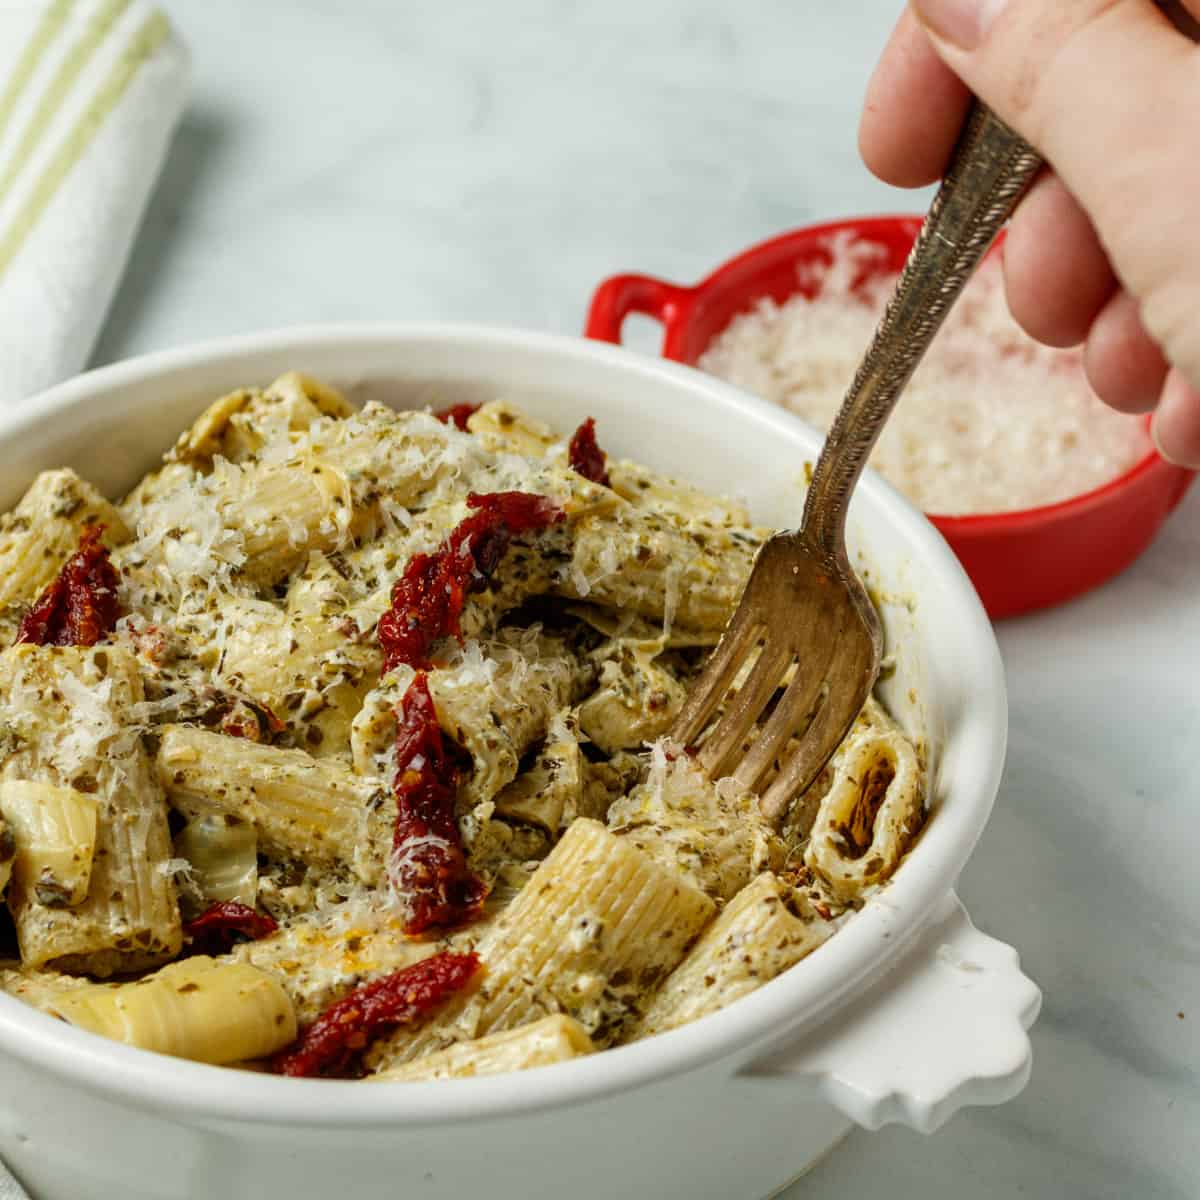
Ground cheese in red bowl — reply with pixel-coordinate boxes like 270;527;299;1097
586;216;1194;618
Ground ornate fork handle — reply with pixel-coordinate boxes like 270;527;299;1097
802;102;1044;558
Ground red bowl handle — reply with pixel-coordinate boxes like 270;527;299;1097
584;273;696;358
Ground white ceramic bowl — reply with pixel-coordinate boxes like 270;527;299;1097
0;326;1039;1200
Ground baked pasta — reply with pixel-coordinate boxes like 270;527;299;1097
0;375;925;1078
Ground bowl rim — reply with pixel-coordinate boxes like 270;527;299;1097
668;213;1181;530
0;322;1008;1128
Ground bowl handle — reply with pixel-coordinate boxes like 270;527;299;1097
584;273;695;358
741;892;1041;1134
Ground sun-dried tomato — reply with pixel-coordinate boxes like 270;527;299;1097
273;951;481;1078
16;525;120;648
377;491;563;672
432;402;481;431
182;901;278;956
376;551;447;673
456;490;563;578
389;673;486;935
568;417;610;487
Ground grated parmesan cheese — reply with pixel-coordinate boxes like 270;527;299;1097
698;233;1151;515
48;672;119;772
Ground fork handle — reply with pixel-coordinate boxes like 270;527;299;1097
801;103;1043;557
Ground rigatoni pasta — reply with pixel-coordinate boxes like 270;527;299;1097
805;725;923;902
370;1014;593;1081
0;374;925;1080
156;726;386;884
0;644;181;976
0;780;98;907
630;873;833;1039
491;711;594;833
46;956;297;1064
366;819;716;1070
0;469;129;624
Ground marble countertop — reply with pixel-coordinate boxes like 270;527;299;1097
94;2;1198;1197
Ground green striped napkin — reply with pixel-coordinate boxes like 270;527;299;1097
0;0;189;400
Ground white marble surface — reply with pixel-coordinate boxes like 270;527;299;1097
90;2;1198;1198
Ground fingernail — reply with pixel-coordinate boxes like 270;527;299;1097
912;0;1007;50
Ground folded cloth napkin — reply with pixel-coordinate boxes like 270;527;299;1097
0;0;189;403
0;3;187;1188
0;1159;27;1200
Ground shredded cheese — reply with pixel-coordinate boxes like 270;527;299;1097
698;233;1151;515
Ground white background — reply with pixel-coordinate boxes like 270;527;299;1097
95;3;1200;1197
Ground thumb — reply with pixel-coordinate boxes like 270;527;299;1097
909;0;1200;391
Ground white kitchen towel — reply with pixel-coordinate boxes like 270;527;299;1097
0;3;187;1189
0;0;189;402
0;1159;27;1199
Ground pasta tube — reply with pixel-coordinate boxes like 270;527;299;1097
352;630;583;808
118;460;198;520
577;635;687;754
0;469;129;614
368;819;715;1069
233;906;440;1025
0;645;181;976
0;780;98;907
167;387;256;466
371;1014;593;1081
492;712;588;833
268;371;354;420
465;400;559;457
229;455;356;587
47;956;297;1065
631;873;833;1039
309;403;462;499
218;402;494;588
608;750;785;902
173;815;258;906
605;459;751;529
566;602;721;649
169;372;353;468
431;634;582;808
156;726;387;883
213;554;381;756
805;727;923;902
555;510;762;633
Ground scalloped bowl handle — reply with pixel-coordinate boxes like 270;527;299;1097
742;892;1041;1134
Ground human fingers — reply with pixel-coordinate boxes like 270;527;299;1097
1152;370;1200;466
859;7;971;187
1083;290;1170;415
909;0;1200;401
1002;171;1116;349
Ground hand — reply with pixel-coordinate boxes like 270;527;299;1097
859;1;1200;467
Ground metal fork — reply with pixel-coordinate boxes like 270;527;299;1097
671;102;1043;824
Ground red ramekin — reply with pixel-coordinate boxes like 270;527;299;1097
584;215;1194;619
